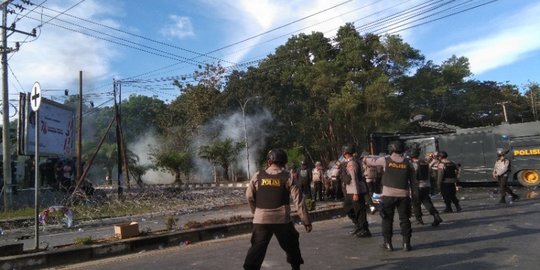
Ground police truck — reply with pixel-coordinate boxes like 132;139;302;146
369;121;540;187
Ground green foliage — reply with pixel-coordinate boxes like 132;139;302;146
165;215;177;230
76;23;538;183
152;150;192;184
74;236;94;245
199;138;244;181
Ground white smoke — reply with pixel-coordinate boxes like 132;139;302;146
129;132;175;184
127;109;273;184
190;109;273;182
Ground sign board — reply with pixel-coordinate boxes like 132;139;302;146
30;82;42;111
19;94;75;156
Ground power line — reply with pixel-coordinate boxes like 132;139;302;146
24;2;235;66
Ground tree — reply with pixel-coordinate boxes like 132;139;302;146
117;95;167;143
152;150;192;184
198;138;244;182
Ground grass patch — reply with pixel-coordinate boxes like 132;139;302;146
0;207;34;220
73;236;94;245
183;215;250;229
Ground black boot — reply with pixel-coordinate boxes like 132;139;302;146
432;213;442;227
291;264;300;270
443;206;453;213
498;196;506;204
455;203;462;212
415;217;425;225
512;194;520;201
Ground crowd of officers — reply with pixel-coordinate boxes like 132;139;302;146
243;142;466;270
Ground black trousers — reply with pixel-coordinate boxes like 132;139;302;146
244;223;303;270
412;187;438;218
381;196;412;243
441;182;460;209
313;181;324;201
496;175;516;199
343;193;369;231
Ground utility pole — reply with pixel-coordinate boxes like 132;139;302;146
113;80;122;196
1;1;12;211
496;101;509;123
1;0;36;211
76;71;82;185
238;96;259;181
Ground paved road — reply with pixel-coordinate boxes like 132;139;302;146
52;187;540;270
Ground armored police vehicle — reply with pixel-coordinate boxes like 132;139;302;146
369;121;540;187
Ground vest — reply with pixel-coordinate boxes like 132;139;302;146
256;170;290;209
381;157;410;190
415;159;430;181
442;161;458;179
340;160;352;185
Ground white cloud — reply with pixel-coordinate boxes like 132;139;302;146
9;0;120;94
436;2;540;75
160;15;195;39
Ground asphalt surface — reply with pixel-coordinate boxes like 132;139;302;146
48;186;540;270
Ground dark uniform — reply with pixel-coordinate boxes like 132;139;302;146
365;141;416;251
341;144;371;238
437;151;462;213
410;149;442;227
244;149;312;270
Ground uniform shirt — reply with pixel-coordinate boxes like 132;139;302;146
365;153;414;197
329;166;340;181
246;165;311;225
493;158;510;177
343;157;366;194
312;168;324;182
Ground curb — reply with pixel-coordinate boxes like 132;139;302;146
0;207;344;269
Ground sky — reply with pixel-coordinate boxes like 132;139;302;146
4;0;540;119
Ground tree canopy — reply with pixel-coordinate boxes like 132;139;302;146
73;24;539;183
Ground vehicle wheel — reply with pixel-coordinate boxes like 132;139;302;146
517;170;540;187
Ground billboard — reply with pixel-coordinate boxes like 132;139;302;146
18;93;75;157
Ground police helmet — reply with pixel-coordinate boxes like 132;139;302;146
387;140;404;154
438;151;448;159
496;148;508;156
268;149;288;166
342;144;356;155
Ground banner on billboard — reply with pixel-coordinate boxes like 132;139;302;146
18;93;75;157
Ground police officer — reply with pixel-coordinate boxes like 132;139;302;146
312;161;325;201
365;140;416;251
244;149;312;270
437;151;462;213
329;161;343;200
297;161;312;199
493;148;519;203
410;148;443;226
341;144;371;238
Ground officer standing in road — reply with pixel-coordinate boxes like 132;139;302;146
493;148;519;203
341;144;371;238
437;151;462;213
410;148;443;226
244;149;312;270
365;140;416;251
